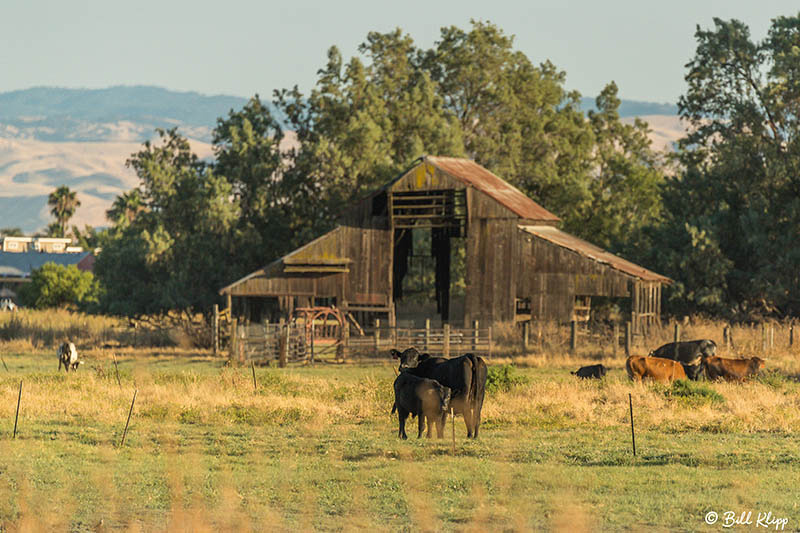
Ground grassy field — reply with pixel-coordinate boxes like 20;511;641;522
2;341;800;532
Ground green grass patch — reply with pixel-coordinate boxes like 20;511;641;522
666;379;726;406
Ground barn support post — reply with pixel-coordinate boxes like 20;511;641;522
443;323;451;358
213;304;219;356
488;326;493;358
570;320;577;354
374;319;381;352
625;322;632;357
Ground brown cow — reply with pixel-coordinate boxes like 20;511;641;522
626;356;687;384
703;356;765;382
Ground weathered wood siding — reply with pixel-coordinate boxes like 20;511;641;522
515;227;633;322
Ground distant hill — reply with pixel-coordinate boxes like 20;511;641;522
0;86;249;142
0;86;685;233
580;97;678;117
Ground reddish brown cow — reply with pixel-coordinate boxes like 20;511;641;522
703;356;765;382
626;356;687;384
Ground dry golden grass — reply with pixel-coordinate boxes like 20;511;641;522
1;316;800;530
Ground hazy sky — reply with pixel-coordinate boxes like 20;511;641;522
2;0;798;104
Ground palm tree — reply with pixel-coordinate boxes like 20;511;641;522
48;186;81;237
106;189;144;228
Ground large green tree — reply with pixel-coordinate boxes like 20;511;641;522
659;14;800;317
95;129;241;317
421;21;596;229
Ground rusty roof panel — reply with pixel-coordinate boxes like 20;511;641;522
519;225;672;283
427;156;560;222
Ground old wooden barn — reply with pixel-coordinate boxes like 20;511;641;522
220;156;670;331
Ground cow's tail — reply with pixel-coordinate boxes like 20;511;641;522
466;353;487;437
391;402;396;415
625;357;634;381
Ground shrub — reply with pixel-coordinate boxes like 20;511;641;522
486;364;529;393
18;263;101;310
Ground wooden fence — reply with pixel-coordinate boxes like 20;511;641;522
347;323;492;358
229;321;492;364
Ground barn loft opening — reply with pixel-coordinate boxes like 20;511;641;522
390;189;466;325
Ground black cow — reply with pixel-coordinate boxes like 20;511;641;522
648;339;716;381
390;347;487;438
391;372;451;439
571;364;607;379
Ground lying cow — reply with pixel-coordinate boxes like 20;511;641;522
571;364;607;379
391;372;451;439
648;339;717;380
391;347;487;438
57;341;81;372
626;355;686;384
703;356;765;382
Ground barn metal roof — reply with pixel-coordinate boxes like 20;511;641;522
426;156;561;222
0;251;94;278
518;225;672;283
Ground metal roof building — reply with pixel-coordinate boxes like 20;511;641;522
221;156;670;330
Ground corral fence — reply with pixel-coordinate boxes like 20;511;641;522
225;319;492;365
516;318;798;358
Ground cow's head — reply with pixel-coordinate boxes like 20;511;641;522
699;339;717;358
751;357;765;371
440;386;452;412
390;347;422;371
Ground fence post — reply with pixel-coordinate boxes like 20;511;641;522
521;321;529;352
673;324;680;360
13;380;22;439
762;323;767;354
488;326;493;358
279;324;288;368
230;318;238;361
213;304;219;356
723;325;730;349
443;323;450;358
570;320;577;354
625;321;632;357
770;324;774;353
425;319;431;353
340;321;349;361
613;322;619;357
374;319;381;353
474;320;480;352
790;324;794;348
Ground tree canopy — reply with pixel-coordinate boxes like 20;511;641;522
93;20;683;320
653;14;800;318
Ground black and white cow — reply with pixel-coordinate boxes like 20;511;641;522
57;342;81;372
391;372;451;439
391;347;487;438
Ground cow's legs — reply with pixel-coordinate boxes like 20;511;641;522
398;409;409;439
417;413;425;438
435;412;446;438
472;398;485;439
